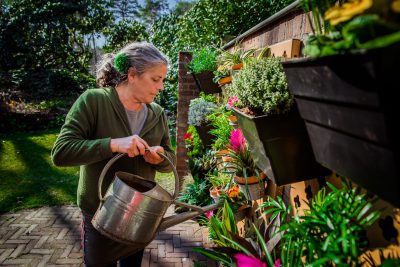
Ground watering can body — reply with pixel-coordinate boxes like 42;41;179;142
92;153;219;247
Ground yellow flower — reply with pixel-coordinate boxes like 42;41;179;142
325;0;374;26
392;0;400;12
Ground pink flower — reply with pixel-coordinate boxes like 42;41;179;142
229;129;246;152
227;96;239;109
274;258;281;267
234;253;266;267
205;210;214;218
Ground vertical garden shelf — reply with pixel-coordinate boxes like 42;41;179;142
282;43;400;206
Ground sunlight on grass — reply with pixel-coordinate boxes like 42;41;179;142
0;130;79;212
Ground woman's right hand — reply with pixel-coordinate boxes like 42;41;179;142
110;135;150;157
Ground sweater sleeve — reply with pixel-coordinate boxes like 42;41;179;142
153;112;176;172
51;90;113;167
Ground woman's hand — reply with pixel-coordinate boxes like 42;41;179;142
110;135;150;157
143;146;165;165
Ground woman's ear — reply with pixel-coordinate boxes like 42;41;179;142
127;67;136;82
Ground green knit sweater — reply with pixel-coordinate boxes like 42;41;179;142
51;88;176;214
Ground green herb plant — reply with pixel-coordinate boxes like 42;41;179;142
230;57;293;115
187;47;218;74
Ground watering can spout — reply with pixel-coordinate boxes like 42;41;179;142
158;202;220;232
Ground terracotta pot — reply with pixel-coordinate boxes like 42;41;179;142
215;149;229;157
235;172;266;185
222;156;234;162
218;76;232;85
228;115;237;123
209;186;222;203
232;63;243;70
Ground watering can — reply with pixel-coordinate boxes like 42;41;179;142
92;152;220;249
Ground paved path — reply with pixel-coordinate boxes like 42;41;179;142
0;205;217;267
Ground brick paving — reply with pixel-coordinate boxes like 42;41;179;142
0;205;217;267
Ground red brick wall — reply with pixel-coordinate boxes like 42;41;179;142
175;52;199;189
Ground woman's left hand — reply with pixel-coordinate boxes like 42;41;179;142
143;146;165;165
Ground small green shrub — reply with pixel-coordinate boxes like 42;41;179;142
230;57;293;115
187;47;218;74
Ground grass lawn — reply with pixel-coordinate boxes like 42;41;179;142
0;130;175;213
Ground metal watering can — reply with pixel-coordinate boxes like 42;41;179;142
92;152;219;248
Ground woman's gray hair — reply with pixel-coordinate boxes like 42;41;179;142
96;41;169;88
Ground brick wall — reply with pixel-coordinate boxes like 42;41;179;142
175;52;199;189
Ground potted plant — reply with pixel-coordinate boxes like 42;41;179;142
188;93;218;147
229;57;329;186
282;0;400;206
225;129;267;201
207;171;232;203
213;65;232;86
187;47;221;94
216;41;257;71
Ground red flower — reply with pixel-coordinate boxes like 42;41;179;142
183;132;192;141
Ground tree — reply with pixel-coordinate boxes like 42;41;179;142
172;0;196;16
103;19;149;52
139;0;169;26
0;0;112;96
111;0;139;21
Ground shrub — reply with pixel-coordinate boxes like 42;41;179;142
230;57;293;115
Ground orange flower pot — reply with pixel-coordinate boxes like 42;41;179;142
232;63;243;70
234;172;266;185
218;76;232;85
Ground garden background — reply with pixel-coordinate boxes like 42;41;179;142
0;0;293;212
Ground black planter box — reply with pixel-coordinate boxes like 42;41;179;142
233;108;329;186
282;43;400;206
195;124;214;148
192;71;221;94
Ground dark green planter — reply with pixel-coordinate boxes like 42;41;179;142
232;108;329;186
282;43;399;206
192;71;221;94
195;124;214;148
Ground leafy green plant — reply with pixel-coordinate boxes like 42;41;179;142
207;171;232;189
300;0;400;57
184;125;204;158
188;93;218;126
207;106;234;151
212;66;231;83
230;57;293;115
216;40;257;70
187;149;217;181
177;178;212;207
276;181;381;266
187;47;218;74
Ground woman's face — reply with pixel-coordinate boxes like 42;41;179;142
129;63;168;103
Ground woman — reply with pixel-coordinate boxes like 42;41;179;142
51;42;176;267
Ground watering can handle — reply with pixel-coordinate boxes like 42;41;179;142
97;151;179;202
